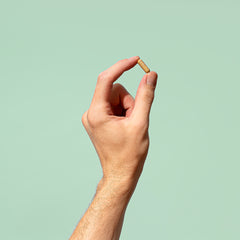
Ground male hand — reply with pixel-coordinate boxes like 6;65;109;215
81;56;158;189
70;57;158;240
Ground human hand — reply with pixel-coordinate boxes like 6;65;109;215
82;56;158;188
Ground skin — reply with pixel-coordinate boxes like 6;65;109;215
69;56;158;240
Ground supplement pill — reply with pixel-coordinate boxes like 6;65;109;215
137;59;150;73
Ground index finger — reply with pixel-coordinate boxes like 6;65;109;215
93;56;140;103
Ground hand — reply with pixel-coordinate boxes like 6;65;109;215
81;56;158;187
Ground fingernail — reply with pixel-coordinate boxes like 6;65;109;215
146;73;157;87
128;56;140;62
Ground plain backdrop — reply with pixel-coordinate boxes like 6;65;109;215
1;0;240;239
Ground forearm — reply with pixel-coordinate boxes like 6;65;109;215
69;177;138;240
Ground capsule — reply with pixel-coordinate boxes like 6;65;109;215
137;59;150;73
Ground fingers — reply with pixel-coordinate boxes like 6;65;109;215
110;83;135;117
131;71;158;123
93;56;139;103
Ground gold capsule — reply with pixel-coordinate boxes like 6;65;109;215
137;59;150;73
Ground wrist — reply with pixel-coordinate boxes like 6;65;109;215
97;175;139;201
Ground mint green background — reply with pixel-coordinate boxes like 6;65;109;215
1;1;240;239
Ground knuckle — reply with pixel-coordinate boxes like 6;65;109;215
81;111;88;127
113;83;123;91
113;83;121;88
97;71;109;82
97;71;105;81
87;109;102;128
87;111;95;127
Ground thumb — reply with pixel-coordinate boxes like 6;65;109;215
132;71;158;123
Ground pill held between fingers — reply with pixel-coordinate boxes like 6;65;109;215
137;59;150;73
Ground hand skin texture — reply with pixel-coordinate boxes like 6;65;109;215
69;56;158;240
